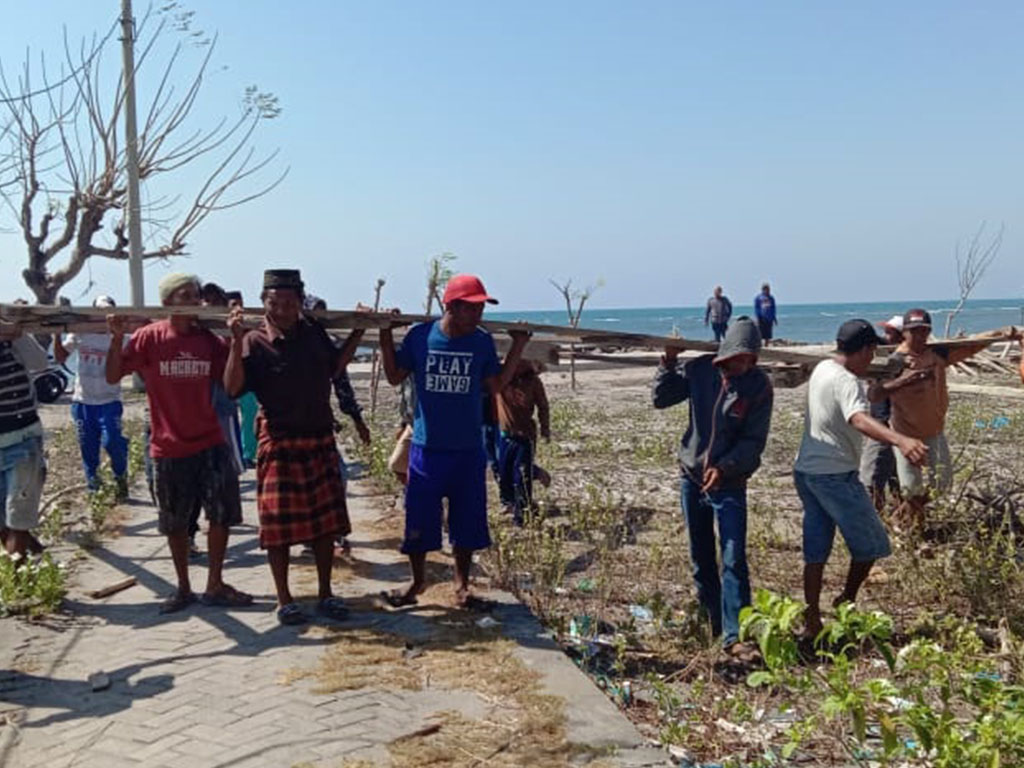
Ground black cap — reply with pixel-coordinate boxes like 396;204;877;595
224;290;243;304
836;319;886;353
902;308;932;330
263;269;304;292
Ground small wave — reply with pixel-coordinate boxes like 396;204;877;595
819;312;838;317
656;316;674;321
597;317;621;323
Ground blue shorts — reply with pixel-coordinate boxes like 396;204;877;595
402;444;490;554
794;470;891;564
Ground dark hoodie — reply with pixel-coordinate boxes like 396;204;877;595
651;318;773;488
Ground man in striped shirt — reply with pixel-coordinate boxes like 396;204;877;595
0;327;48;558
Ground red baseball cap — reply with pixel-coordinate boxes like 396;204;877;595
443;274;499;305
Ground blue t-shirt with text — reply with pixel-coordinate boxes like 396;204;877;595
395;321;500;451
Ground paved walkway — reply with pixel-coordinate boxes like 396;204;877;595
0;466;667;768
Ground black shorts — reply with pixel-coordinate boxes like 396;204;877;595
154;443;242;535
758;318;774;341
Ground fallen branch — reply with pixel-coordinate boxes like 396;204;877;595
87;577;137;600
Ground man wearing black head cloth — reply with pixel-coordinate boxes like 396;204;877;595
225;269;364;625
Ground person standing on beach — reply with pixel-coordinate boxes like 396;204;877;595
871;308;1003;528
858;316;904;512
52;295;130;500
794;319;927;637
652;317;772;655
225;270;364;625
106;273;251;614
753;283;777;346
379;274;530;609
704;286;733;342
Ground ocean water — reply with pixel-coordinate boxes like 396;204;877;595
490;298;1024;344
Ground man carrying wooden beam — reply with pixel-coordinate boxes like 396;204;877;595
652;316;772;657
795;320;928;638
0;328;49;558
224;270;363;626
871;308;1006;528
106;273;252;614
379;274;530;609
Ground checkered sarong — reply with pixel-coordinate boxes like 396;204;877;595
256;425;350;548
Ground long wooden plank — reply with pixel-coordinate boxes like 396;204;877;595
2;304;1017;373
0;304;831;367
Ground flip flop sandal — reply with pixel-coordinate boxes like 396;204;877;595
277;603;307;626
200;585;254;607
159;591;197;614
317;596;350;621
381;589;419;608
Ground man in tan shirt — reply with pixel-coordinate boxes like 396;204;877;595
871;308;993;526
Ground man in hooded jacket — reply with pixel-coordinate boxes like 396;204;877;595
652;317;773;654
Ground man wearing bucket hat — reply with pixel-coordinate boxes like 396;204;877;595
379;274;530;610
53;295;130;499
794;319;928;637
106;273;250;614
225;269;364;625
871;308;994;527
652;316;773;658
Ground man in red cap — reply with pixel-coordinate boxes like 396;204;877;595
379;274;529;609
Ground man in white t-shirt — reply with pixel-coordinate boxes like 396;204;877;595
53;296;129;500
793;319;927;638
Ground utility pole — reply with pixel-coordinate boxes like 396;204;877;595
120;0;145;308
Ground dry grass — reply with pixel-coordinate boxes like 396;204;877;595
287;622;613;768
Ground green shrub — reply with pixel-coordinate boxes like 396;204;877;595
0;551;67;616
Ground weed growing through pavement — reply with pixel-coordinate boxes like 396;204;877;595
0;551;66;616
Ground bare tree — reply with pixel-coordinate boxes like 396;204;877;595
550;277;602;390
0;5;286;304
943;222;1004;337
424;252;456;314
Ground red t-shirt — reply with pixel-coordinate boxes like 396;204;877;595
121;320;228;458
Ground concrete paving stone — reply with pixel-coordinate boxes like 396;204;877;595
136;703;202;731
315;710;380;731
157;751;226;768
105;720;177;744
166;735;232;758
23;751;79;768
89;735;152;757
128;733;191;762
231;695;290;718
181;722;261;747
200;733;290;766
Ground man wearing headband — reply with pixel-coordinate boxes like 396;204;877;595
107;272;250;614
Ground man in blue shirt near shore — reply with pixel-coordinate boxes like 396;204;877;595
754;283;777;346
380;274;529;609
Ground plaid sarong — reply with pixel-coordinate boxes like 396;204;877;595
256;424;350;548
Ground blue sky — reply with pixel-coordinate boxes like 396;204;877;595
1;1;1022;311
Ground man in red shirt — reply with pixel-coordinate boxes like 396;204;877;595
106;273;251;614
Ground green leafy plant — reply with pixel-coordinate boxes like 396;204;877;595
0;551;67;616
